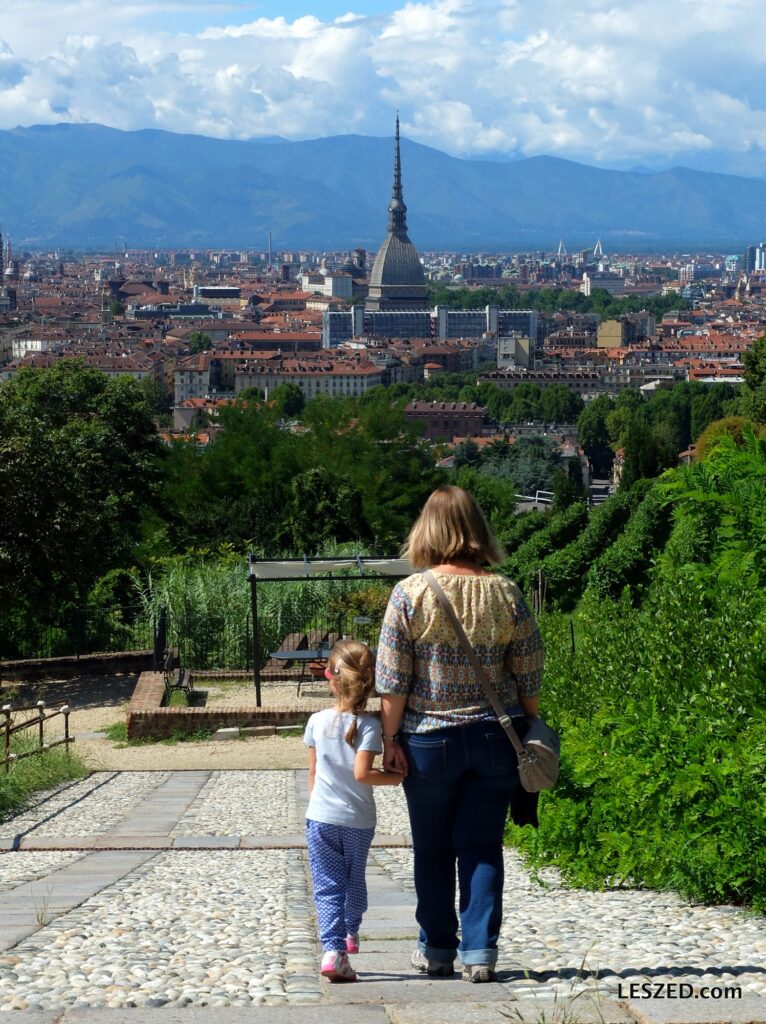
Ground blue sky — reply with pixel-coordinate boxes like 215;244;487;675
0;0;764;176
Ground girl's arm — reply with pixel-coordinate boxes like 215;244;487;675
307;746;317;793
354;749;403;786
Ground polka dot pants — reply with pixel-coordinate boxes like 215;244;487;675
306;819;375;953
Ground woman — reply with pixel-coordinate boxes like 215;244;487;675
375;485;544;983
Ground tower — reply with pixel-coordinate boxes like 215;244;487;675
366;115;428;311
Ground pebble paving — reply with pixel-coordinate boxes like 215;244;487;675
0;851;85;893
374;847;766;1000
0;772;170;838
0;769;764;1014
171;771;301;836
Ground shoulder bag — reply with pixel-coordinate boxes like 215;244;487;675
424;570;560;793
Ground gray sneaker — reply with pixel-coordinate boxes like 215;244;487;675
411;948;455;977
462;964;498;983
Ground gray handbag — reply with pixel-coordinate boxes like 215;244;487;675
424;570;560;793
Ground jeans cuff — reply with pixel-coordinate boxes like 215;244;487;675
420;940;457;964
460;948;498;966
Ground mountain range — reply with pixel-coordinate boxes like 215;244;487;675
1;123;765;251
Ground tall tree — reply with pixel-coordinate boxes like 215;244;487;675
740;334;766;424
0;361;163;620
577;395;615;477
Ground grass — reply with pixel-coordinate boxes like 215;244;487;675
104;720;215;746
0;735;88;822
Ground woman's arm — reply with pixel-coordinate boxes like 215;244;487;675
506;591;544;715
380;694;409;774
520;695;539;718
354;749;404;786
307;746;317;793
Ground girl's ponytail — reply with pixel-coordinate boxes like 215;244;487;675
327;639;376;748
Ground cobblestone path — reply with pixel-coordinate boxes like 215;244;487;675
0;770;764;1023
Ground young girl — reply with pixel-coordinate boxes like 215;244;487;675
304;639;404;983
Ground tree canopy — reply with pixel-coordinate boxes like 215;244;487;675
0;360;163;620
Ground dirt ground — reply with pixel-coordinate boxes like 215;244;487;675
0;673;136;735
0;673;321;770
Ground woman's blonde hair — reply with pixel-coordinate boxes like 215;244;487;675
327;639;376;747
402;485;505;569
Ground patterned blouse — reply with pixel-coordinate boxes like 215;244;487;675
375;571;544;734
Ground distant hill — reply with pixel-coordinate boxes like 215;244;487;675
1;123;765;250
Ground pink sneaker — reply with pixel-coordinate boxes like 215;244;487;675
321;951;357;983
346;933;360;955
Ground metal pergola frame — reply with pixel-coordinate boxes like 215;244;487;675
247;555;410;706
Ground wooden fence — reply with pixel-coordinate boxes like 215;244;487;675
2;701;74;772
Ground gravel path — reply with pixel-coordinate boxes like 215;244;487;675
171;772;303;836
203;679;381;714
374;847;766;1000
0;851;86;893
0;772;170;838
0;850;319;1012
1;767;764;1017
78;735;308;770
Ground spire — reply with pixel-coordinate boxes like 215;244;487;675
387;114;408;236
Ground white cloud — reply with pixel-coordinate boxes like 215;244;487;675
0;0;764;172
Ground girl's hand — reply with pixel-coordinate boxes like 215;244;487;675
383;739;408;776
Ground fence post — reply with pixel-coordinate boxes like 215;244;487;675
154;607;168;671
245;612;250;672
2;705;11;773
251;575;261;708
38;700;45;752
62;705;71;756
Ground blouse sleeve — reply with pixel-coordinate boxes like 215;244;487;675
505;590;544;698
375;582;415;697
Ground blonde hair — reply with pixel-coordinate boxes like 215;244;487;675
403;485;505;569
327;639;376;747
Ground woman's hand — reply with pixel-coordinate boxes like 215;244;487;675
383;739;409;776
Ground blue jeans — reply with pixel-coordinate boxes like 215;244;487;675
400;717;527;967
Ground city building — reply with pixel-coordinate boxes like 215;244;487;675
366;117;428;312
404;401;486;441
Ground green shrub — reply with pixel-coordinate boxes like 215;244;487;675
498;510;550;555
539;489;639;608
509;574;766;909
586;486;672;600
500;502;588;590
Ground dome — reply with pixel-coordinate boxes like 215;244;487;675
369;234;425;290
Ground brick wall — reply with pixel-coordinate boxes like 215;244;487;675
128;671;165;713
127;705;310;740
0;650;154;682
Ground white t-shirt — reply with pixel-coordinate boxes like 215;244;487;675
304;709;382;830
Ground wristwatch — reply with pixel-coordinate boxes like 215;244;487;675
381;732;399;742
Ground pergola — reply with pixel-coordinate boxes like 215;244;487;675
247;555;411;705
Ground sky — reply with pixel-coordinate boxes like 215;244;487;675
0;0;764;176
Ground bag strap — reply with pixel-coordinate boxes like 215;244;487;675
423;570;526;759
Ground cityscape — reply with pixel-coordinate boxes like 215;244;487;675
0;117;763;471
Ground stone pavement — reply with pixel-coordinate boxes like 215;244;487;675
0;769;764;1023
